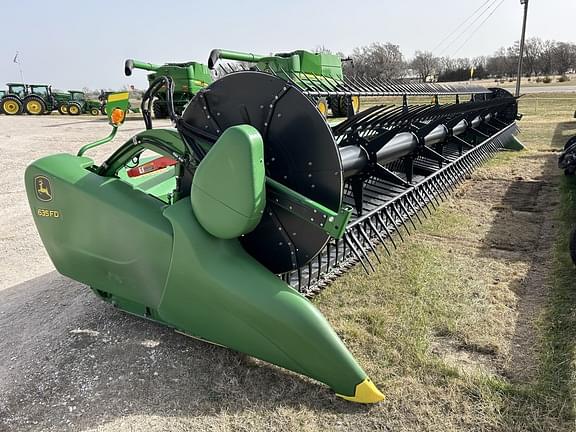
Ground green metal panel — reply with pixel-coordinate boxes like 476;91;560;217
160;199;368;397
24;154;174;309
191;125;266;239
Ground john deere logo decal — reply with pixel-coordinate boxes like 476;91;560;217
35;176;53;202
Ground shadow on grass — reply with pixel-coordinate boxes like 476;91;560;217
474;121;576;430
0;272;369;432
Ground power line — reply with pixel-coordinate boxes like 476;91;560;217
451;0;506;57
431;0;493;53
438;0;501;57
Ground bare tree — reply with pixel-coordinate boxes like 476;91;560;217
553;42;576;75
538;40;556;75
523;37;543;77
350;43;404;80
410;51;439;82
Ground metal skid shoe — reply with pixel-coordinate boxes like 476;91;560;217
24;86;384;402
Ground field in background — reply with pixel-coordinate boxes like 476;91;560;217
0;94;575;432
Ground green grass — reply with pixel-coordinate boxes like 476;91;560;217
311;94;576;430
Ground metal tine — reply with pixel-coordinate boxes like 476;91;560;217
326;242;332;273
427;176;449;201
322;73;349;94
381;206;406;242
357;224;382;263
306;261;314;291
337;104;394;136
389;203;411;235
348;228;377;270
344;234;372;273
421;179;442;207
374;211;398;249
404;194;424;224
414;185;434;215
397;197;418;229
353;75;378;93
333;105;389;136
281;67;316;93
346;75;372;94
367;217;391;256
300;71;327;95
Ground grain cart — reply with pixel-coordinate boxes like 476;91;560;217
124;59;212;118
208;48;360;117
25;62;522;403
67;90;102;116
0;83;28;115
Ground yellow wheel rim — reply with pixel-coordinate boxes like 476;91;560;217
90;109;99;116
4;101;19;115
351;96;360;113
27;100;42;114
317;100;328;116
69;105;79;114
61;105;68;113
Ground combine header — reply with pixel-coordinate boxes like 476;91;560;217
25;49;522;403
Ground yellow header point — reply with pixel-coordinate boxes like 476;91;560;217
336;378;385;404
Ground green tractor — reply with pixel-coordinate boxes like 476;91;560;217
0;83;28;115
0;83;70;116
124;59;212;118
67;90;101;116
208;49;360;117
25;84;70;115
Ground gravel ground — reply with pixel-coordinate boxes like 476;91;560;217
0;112;571;431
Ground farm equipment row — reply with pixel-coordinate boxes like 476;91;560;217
25;46;523;403
0;84;110;116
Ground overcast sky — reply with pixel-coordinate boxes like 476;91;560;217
0;0;573;90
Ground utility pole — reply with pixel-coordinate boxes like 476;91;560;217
515;0;529;97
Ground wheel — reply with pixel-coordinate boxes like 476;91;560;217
351;95;360;113
153;99;169;119
328;96;341;117
90;108;100;116
100;105;107;116
24;96;47;115
316;98;328;118
68;103;81;116
564;136;576;151
1;96;23;115
338;96;360;118
58;104;68;115
570;228;576;266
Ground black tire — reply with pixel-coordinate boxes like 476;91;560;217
564;136;576;151
24;96;47;115
1;96;23;115
570;228;576;266
58;104;68;115
90;108;100;116
100;104;107;116
153;99;168;119
328;96;341;117
68;103;82;116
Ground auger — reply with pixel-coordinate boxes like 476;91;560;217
25;49;523;403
